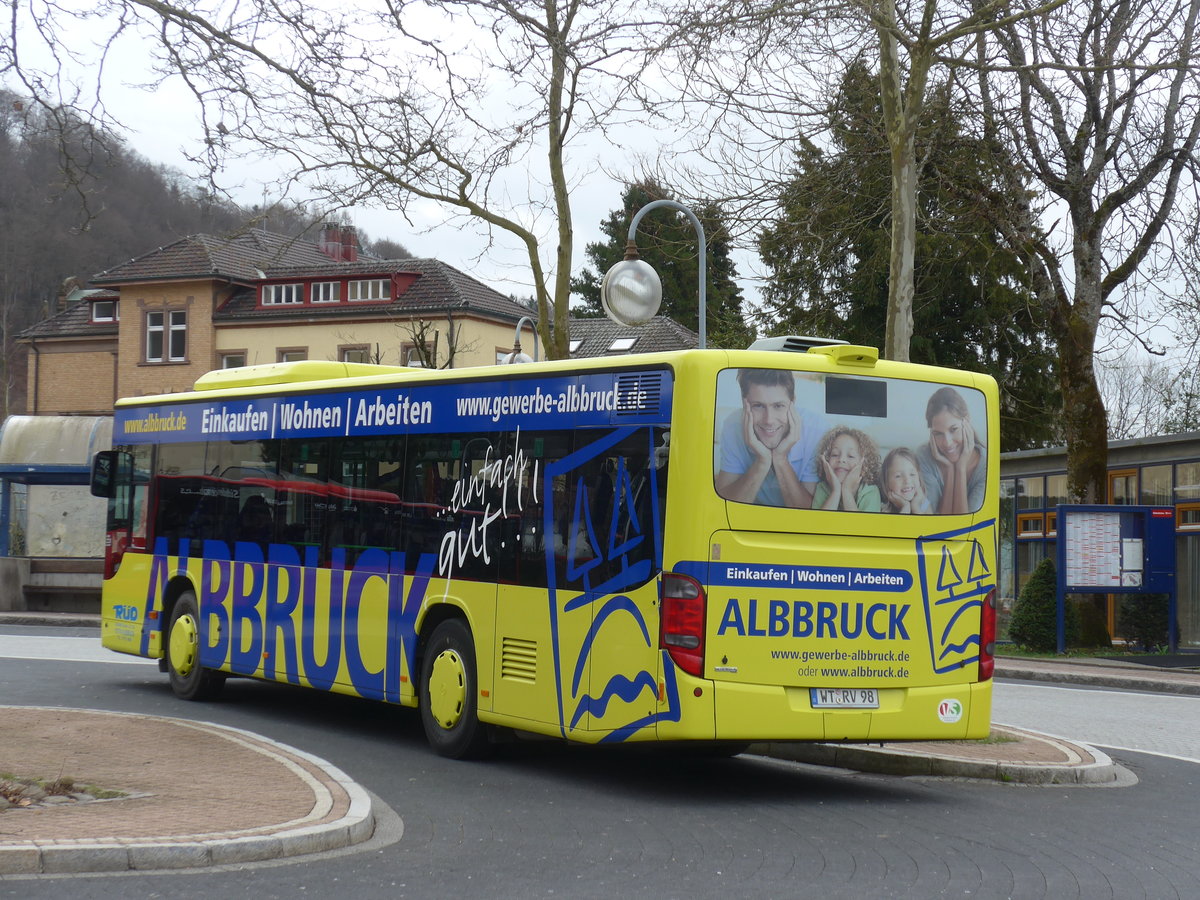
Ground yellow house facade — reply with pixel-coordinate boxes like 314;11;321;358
19;225;538;413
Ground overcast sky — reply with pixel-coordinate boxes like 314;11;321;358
77;28;765;323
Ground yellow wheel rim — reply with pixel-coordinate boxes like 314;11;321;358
428;648;467;729
169;613;199;677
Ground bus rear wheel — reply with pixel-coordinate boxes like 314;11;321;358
166;591;226;701
420;619;490;759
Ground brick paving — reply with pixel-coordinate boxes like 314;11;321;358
0;707;352;849
886;724;1094;766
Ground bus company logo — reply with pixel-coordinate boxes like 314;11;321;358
937;699;963;724
915;523;997;675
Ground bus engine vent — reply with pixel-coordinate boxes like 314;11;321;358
501;636;538;683
614;372;664;416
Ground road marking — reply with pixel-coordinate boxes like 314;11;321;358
995;722;1200;766
998;681;1200;701
0;634;155;666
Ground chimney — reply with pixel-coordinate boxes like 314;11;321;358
319;222;343;261
341;226;359;263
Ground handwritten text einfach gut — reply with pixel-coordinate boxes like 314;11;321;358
437;429;540;587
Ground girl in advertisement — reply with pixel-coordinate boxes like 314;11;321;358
880;447;931;514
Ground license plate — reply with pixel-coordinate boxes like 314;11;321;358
810;688;879;709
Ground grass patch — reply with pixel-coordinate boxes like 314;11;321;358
997;645;1155;660
0;773;127;808
973;730;1021;745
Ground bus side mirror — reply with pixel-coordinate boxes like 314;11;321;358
90;450;119;498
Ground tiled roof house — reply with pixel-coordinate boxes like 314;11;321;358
567;316;698;358
18;224;538;415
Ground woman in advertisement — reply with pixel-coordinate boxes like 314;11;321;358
917;386;987;515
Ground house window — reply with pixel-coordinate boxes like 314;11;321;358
1176;462;1200;501
277;348;307;363
608;337;637;352
1141;465;1172;506
1178;503;1200;530
403;344;432;367
264;283;304;305
341;345;371;364
146;310;187;362
568;339;583;354
1045;473;1069;508
168;310;187;361
91;300;117;323
146;312;164;362
1016;476;1044;510
221;352;246;369
1017;513;1045;536
312;282;340;303
348;279;390;302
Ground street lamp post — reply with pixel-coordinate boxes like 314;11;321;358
503;315;539;364
600;199;707;349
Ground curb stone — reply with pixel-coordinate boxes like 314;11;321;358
995;662;1200;697
751;729;1120;785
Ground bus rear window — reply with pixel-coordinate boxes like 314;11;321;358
713;368;987;515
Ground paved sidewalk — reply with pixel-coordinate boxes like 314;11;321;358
0;706;374;876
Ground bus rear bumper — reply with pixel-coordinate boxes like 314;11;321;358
658;678;992;742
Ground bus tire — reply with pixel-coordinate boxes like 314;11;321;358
166;591;226;702
419;619;490;759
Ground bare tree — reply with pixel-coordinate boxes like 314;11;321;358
665;0;1065;361
973;0;1200;500
1098;354;1200;440
333;312;478;369
5;1;676;360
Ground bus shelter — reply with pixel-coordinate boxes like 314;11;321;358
0;415;112;557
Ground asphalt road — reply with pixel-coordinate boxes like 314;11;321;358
3;627;1200;899
993;679;1200;763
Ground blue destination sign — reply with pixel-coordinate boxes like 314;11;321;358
115;369;672;444
676;561;913;592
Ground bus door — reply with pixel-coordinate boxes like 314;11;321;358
526;425;666;741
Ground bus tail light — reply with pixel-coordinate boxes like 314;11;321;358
104;531;127;580
978;588;996;681
660;572;705;677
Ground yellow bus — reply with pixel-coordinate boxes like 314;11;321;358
91;342;998;758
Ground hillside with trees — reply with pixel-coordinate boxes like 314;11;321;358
0;91;409;417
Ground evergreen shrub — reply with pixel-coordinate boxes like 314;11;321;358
1009;558;1078;652
1117;594;1169;652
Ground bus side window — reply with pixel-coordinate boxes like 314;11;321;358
329;437;405;566
276;439;331;563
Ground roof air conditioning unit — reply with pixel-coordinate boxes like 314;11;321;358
746;335;849;353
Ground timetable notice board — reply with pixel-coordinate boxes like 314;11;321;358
1057;505;1174;594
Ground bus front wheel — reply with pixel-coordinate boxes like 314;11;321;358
419;619;490;759
166;591;226;702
